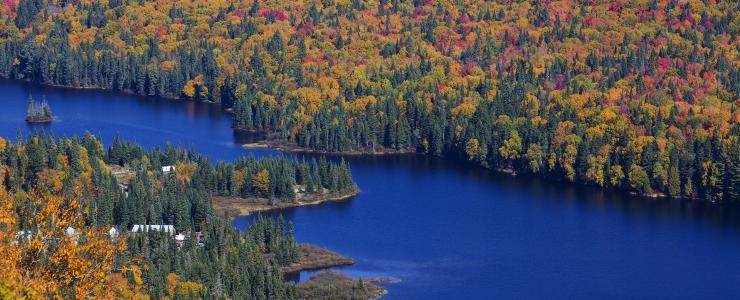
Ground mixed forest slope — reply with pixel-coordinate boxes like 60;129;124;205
0;132;357;298
0;0;738;201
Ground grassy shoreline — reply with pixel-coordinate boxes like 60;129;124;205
296;271;390;300
277;241;390;299
213;187;360;217
280;244;355;274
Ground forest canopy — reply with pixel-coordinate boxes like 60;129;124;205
0;131;356;298
0;0;737;201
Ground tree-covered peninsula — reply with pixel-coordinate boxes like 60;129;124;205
0;132;367;298
105;134;358;218
0;0;737;202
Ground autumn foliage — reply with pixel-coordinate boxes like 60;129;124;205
0;174;126;298
0;0;738;202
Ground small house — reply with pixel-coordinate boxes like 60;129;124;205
66;227;78;236
162;166;175;173
175;233;186;247
108;227;119;238
66;227;80;245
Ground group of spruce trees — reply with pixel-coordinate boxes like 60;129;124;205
25;94;52;121
123;216;298;299
0;131;355;298
0;0;737;202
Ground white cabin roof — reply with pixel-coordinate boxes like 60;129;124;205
108;227;119;235
66;227;78;236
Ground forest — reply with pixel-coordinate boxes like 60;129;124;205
0;0;737;201
0;131;356;298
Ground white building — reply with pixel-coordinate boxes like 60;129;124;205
162;165;175;173
175;233;186;245
66;227;78;236
108;227;119;238
131;225;175;235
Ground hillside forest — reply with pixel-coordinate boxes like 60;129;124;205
0;0;737;201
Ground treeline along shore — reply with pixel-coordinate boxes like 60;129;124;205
1;0;737;202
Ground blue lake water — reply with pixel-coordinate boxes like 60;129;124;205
2;79;740;299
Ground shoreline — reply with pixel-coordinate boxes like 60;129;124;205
1;76;186;101
274;243;390;299
296;271;390;300
244;140;706;202
242;141;417;156
212;187;360;217
280;244;355;274
3;77;715;204
237;128;417;156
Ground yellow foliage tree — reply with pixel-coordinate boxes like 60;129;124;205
562;143;579;182
317;77;340;100
452;102;477;118
525;143;544;173
290;87;323;114
182;75;206;98
499;131;523;160
465;138;481;161
252;169;270;197
167;273;205;298
0;178;126;298
175;161;196;183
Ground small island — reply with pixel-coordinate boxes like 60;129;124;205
25;94;53;123
281;245;389;300
297;272;390;300
280;244;355;274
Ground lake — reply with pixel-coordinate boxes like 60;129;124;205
2;79;740;299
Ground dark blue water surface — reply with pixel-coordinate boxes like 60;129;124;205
2;79;740;299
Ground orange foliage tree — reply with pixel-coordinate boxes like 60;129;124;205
0;174;128;298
